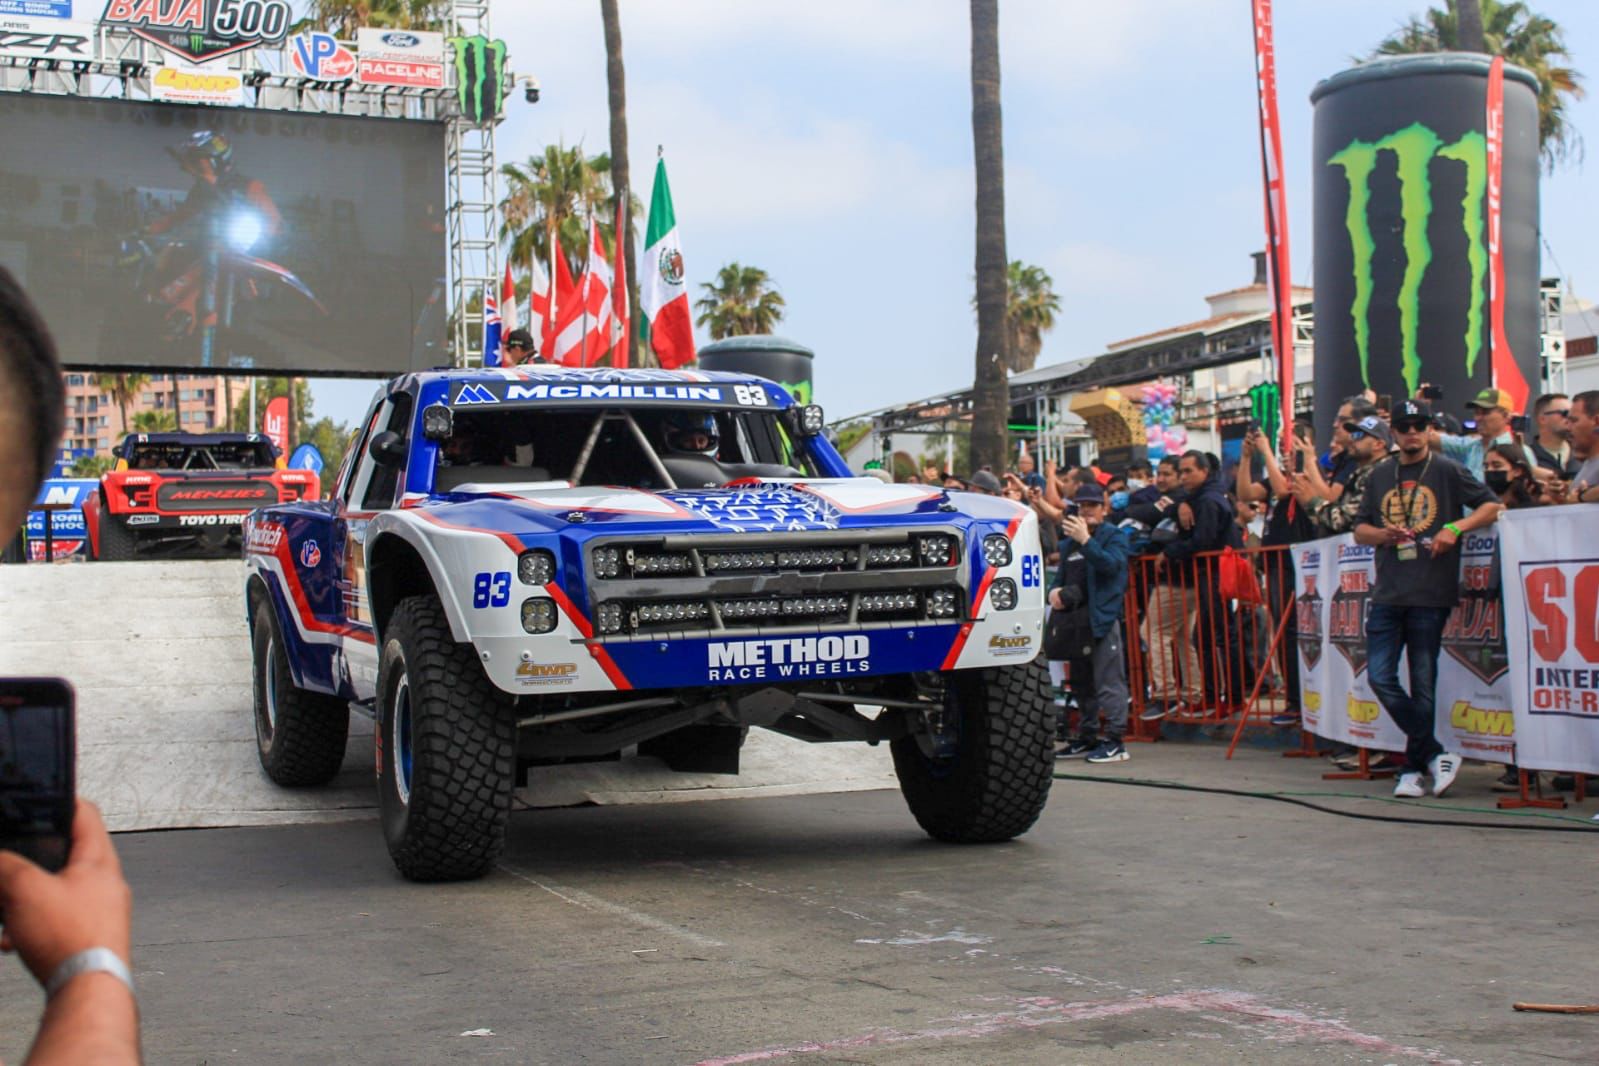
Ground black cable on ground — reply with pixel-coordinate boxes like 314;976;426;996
1052;771;1599;833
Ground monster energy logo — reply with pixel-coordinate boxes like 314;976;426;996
1329;122;1486;394
449;35;507;124
1247;382;1281;434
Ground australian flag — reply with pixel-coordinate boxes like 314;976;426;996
482;289;502;367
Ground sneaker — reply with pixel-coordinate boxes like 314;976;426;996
1269;710;1302;728
1139;702;1169;722
1429;753;1462;797
1393;772;1426;798
1050;685;1068;708
1085;739;1130;764
1491;767;1525;793
1055;736;1098;760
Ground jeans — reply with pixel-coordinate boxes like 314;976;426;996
1365;602;1450;773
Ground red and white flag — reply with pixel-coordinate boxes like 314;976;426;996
501;261;518;334
528;254;551;351
545;243;578;355
551;218;613;367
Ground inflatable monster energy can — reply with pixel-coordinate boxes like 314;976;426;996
1311;54;1540;433
697;335;815;405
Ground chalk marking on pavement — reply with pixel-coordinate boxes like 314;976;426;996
496;863;727;950
854;929;992;947
660;862;884;926
690;988;1463;1065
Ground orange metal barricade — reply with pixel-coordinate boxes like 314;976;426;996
1121;544;1299;754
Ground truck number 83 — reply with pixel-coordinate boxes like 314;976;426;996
473;571;511;609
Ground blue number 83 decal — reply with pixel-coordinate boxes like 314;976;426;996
473;571;511;608
1020;555;1042;588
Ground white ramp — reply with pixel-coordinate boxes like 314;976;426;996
0;561;894;832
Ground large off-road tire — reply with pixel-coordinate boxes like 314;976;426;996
890;658;1054;843
94;512;137;561
251;600;350;786
377;595;515;882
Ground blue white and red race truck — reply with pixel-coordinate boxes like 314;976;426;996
244;367;1051;881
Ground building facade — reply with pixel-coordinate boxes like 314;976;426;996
60;373;252;456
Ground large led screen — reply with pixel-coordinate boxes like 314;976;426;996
0;94;446;375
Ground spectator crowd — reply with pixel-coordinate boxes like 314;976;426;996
889;384;1599;795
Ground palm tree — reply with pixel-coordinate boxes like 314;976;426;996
969;0;1009;472
500;145;612;283
1373;0;1584;170
972;262;1061;373
93;372;148;438
132;410;177;433
169;374;183;432
297;0;447;35
601;0;641;366
694;263;786;339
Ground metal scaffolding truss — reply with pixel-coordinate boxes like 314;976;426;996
444;0;498;369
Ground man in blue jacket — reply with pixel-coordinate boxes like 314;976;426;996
1049;482;1133;763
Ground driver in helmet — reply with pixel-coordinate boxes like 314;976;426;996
148;130;282;240
662;412;720;457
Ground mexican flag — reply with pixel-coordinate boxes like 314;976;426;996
640;157;696;369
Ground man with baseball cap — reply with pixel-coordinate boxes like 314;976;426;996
1428;385;1536;481
1048;481;1133;764
503;328;543;365
1353;399;1502;799
1297;413;1391;536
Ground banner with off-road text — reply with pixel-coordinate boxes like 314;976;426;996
1498;506;1599;777
1295;528;1519;762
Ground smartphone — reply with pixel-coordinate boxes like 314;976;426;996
1420;384;1443;401
1377;393;1393;412
0;679;75;872
1293;450;1306;474
1064;502;1079;518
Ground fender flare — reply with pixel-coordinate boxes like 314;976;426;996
365;512;486;645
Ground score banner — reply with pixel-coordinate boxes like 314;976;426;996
1500;505;1599;776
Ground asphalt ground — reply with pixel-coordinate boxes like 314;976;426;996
1;744;1593;1065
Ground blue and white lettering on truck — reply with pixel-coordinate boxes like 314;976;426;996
244;367;1052;881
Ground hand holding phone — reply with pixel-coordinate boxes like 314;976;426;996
0;680;74;872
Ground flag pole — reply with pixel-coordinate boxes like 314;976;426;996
580;211;592;367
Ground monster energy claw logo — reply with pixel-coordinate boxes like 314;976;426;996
1330;122;1486;394
449;35;508;124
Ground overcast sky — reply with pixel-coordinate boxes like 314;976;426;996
313;0;1599;426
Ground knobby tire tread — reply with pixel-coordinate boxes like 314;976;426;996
892;657;1054;843
253;601;349;787
384;595;515;882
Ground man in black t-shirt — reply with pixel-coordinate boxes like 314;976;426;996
1353;400;1501;800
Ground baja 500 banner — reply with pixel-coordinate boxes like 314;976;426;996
1499;505;1599;777
100;0;291;63
1297;529;1517;759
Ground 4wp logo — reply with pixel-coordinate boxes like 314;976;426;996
1329;122;1486;394
449;35;508;125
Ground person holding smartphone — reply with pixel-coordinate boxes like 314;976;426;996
0;265;141;1064
1353;400;1502;799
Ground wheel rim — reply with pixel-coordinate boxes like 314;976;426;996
392;675;414;805
258;634;279;742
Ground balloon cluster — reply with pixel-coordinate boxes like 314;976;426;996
1141;381;1188;459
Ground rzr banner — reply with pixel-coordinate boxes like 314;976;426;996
449;34;508;125
100;0;291;63
1251;0;1295;455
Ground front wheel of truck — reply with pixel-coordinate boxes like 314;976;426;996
377;594;516;882
890;658;1054;843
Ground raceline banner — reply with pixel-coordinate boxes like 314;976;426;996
1499;506;1599;777
1296;529;1518;760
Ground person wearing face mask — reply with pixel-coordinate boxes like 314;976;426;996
1425;385;1538;481
1482;443;1542;509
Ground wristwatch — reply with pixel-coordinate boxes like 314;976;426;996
45;947;134;1000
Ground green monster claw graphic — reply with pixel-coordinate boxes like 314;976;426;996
1329;123;1488;394
1438;132;1487;376
779;380;814;406
1328;140;1378;386
449;35;509;124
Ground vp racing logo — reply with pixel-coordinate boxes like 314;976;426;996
449;34;508;124
1329;123;1486;395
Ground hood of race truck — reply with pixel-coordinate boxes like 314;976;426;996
404;478;1028;538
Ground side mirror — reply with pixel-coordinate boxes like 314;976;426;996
111;444;123;459
368;430;407;467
